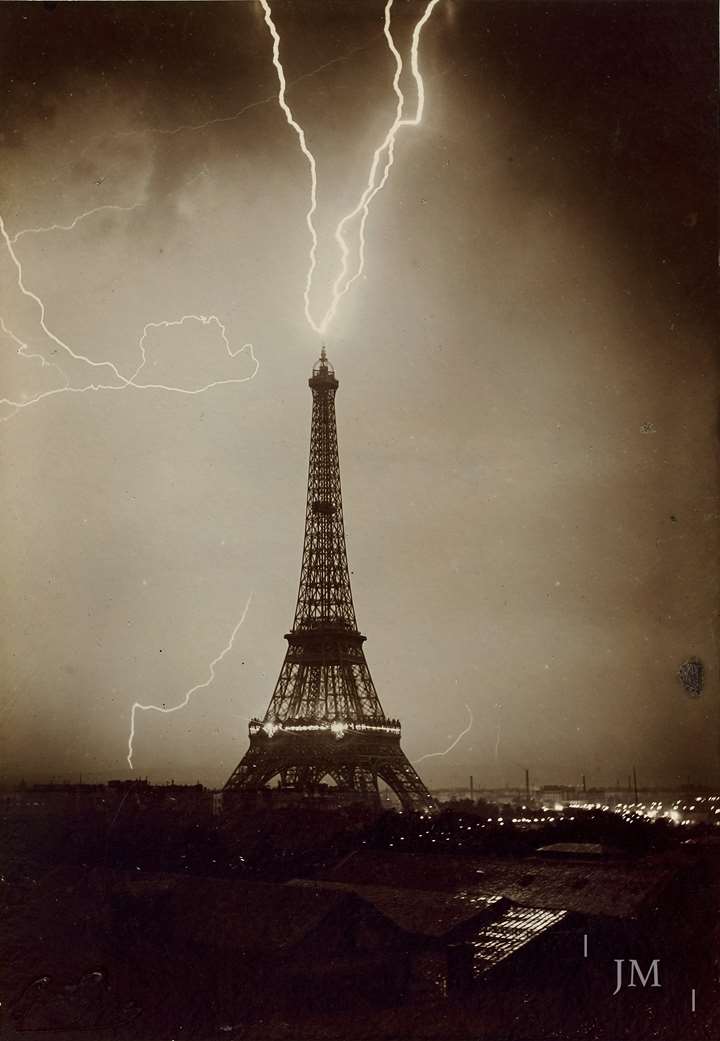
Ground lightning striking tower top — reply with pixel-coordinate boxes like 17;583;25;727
224;349;435;810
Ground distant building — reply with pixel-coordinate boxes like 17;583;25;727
314;848;685;920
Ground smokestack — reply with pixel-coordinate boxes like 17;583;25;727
633;766;638;804
525;769;530;799
469;775;474;802
582;774;586;793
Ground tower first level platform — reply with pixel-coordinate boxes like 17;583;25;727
224;717;433;812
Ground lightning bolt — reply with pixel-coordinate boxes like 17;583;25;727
127;594;253;770
0;316;69;388
1;213;129;385
260;0;441;335
44;38;381;200
126;314;258;394
259;0;320;335
0;213;258;421
1;215;258;757
113;40;380;140
319;0;441;333
414;704;474;764
0;309;258;421
1;152;263;422
9;203;143;245
4;1;440;415
21;151;209;246
3;5;441;769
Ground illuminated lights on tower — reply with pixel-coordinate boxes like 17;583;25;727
224;349;436;811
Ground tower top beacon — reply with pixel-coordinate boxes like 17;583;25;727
310;346;337;388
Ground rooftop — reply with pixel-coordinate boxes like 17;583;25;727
472;905;568;969
113;875;364;953
289;878;505;939
318;850;684;919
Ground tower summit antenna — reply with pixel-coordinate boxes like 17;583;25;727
224;351;435;810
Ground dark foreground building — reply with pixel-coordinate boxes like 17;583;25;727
224;350;434;811
3;841;712;1040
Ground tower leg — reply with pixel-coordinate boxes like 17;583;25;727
376;756;435;812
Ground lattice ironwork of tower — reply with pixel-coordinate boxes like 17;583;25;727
224;349;435;812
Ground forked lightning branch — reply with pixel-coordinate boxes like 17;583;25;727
0;0;447;771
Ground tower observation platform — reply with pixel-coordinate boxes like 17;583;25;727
224;349;435;811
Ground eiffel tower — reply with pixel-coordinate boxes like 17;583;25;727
224;349;435;811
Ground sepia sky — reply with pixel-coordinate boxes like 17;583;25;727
0;1;717;789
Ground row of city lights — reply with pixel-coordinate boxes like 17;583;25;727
427;795;720;830
252;719;402;738
564;796;720;826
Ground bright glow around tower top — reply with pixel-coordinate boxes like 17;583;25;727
312;346;334;377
